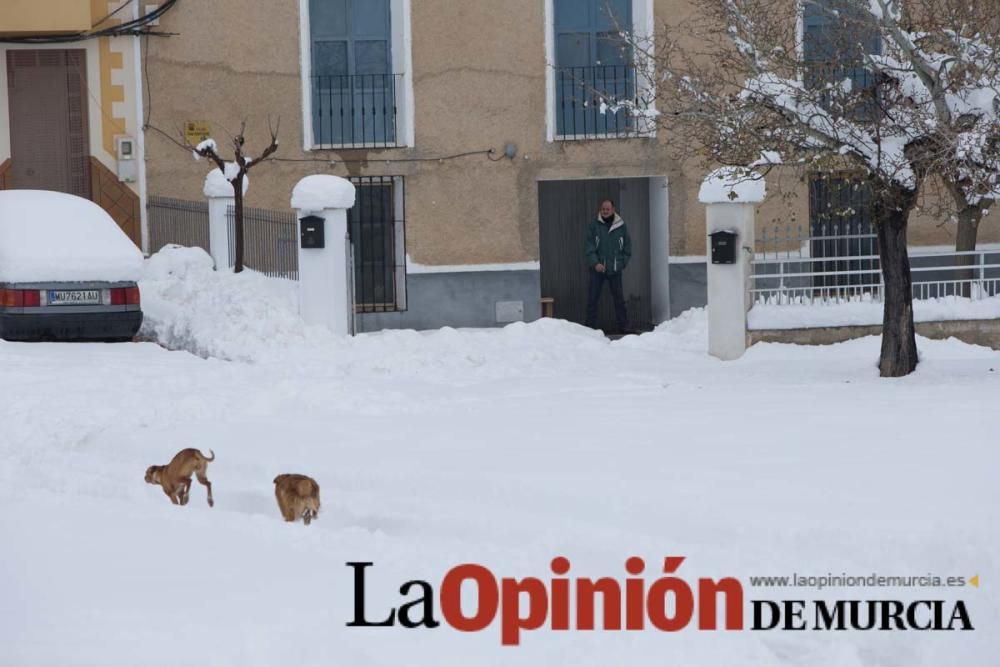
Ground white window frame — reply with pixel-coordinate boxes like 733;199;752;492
545;0;656;142
299;0;414;150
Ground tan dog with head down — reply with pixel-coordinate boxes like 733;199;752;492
273;474;320;525
145;449;215;507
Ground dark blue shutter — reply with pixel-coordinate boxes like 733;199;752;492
554;0;633;136
311;0;395;145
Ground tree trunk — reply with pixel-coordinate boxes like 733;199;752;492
954;205;981;297
875;201;918;377
233;176;245;273
955;205;981;252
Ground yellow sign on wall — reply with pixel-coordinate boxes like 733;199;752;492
184;121;211;146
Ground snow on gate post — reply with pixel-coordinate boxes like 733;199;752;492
203;167;246;271
699;168;766;360
291;175;356;334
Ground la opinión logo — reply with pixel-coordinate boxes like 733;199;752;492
346;557;974;645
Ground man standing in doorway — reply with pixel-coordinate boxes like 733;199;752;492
584;198;632;333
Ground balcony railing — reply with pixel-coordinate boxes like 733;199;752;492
311;73;402;148
804;61;879;120
555;65;641;139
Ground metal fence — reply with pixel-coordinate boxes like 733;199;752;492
147;195;209;254
752;224;1000;305
555;65;641;139
148;192;407;314
311;73;403;147
225;205;299;279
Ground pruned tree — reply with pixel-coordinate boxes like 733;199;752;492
189;119;280;273
618;0;1000;376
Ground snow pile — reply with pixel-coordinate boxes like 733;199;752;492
203;166;249;197
698;167;767;204
0;190;143;282
138;245;317;361
136;245;717;378
749;294;1000;330
291;174;356;211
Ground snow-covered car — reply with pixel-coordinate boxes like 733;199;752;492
0;190;144;342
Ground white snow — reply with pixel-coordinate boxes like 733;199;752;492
0;251;996;666
0;190;143;282
406;254;541;274
749;294;1000;329
291;174;356;211
195;138;217;153
698;167;767;204
203;165;249;197
138;246;316;361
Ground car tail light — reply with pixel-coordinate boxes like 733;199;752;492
0;289;20;307
0;289;40;307
109;287;140;306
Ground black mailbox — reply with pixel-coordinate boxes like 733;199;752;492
300;215;325;249
709;230;737;264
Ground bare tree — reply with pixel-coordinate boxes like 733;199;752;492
190;119;280;273
619;0;1000;376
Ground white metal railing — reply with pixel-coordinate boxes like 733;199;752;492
752;225;1000;306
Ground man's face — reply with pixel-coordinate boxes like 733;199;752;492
600;201;615;217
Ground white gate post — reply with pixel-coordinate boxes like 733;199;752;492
203;168;246;271
699;168;766;360
291;175;357;334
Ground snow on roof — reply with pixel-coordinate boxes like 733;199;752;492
203;165;249;198
698;167;767;204
0;190;143;282
291;175;356;211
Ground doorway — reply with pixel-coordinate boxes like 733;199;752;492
6;49;91;198
538;177;653;332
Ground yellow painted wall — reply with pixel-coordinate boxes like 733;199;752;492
0;0;91;35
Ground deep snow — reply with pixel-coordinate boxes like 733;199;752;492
0;190;143;282
0;248;996;666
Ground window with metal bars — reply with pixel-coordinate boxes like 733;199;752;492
802;0;881;119
809;174;879;290
553;0;638;138
348;176;406;312
309;0;400;147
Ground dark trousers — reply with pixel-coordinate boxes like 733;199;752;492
585;269;627;331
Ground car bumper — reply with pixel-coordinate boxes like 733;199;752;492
0;310;143;342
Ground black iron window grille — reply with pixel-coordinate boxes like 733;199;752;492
311;73;402;147
809;174;879;290
555;65;640;139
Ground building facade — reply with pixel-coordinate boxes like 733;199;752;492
0;0;149;247
4;1;996;333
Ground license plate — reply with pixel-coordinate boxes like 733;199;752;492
48;290;101;306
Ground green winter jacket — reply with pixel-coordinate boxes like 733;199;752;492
584;213;632;275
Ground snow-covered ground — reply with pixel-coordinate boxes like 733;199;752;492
0;248;996;666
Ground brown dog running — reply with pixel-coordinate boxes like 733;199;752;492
273;474;320;525
145;449;215;507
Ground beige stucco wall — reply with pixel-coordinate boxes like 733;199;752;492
143;0;690;266
142;0;1000;265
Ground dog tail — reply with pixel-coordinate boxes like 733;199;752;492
202;449;215;462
